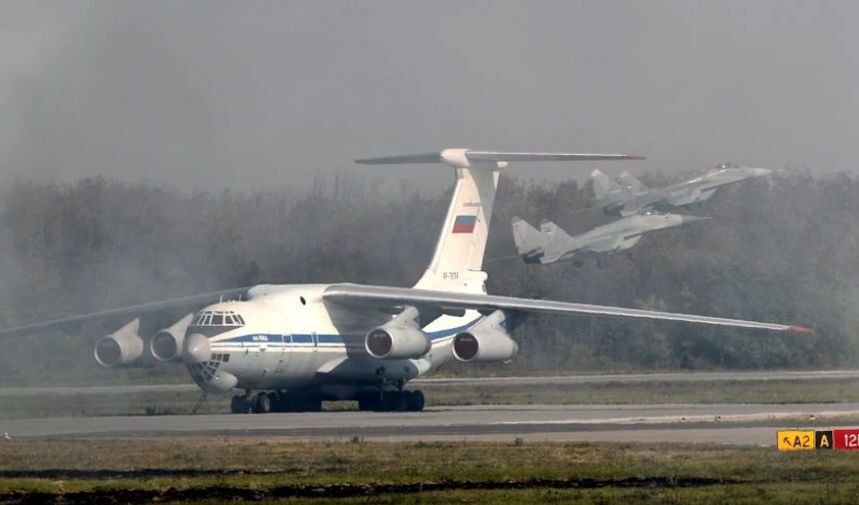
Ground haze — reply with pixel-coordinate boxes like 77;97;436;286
2;0;857;193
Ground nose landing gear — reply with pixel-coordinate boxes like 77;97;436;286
230;391;252;414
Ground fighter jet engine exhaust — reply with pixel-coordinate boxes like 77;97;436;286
453;311;518;363
365;306;431;359
150;313;194;362
93;318;145;367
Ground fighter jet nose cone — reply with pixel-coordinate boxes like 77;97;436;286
680;215;712;224
183;333;210;364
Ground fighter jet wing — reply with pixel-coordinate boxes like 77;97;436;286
323;283;811;333
577;235;626;254
0;287;250;338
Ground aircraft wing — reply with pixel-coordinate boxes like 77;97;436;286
323;283;811;333
0;287;250;338
578;235;625;254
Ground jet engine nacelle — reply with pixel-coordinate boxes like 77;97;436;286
365;306;431;359
94;318;145;367
150;313;195;362
452;310;518;363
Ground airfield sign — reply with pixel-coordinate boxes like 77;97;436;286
777;429;859;451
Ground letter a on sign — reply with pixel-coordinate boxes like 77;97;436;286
816;430;833;450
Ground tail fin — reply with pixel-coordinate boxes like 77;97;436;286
591;169;622;200
511;217;546;256
539;220;574;246
618;171;647;192
357;149;643;292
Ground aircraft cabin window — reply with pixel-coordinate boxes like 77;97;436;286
191;310;246;327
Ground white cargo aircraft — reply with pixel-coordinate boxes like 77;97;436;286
0;149;811;414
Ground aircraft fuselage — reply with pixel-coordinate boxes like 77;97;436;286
181;283;483;399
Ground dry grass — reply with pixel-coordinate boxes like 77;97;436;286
1;439;857;503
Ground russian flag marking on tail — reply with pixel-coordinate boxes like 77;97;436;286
452;215;477;234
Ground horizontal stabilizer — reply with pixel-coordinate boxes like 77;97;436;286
466;151;645;162
355;153;442;165
356;149;644;169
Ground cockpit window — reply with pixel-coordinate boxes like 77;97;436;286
191;310;246;327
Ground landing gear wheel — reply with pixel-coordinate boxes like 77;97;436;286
253;392;271;414
230;395;251;414
303;397;323;412
406;390;425;412
358;393;382;412
382;391;407;412
267;392;280;413
278;394;322;412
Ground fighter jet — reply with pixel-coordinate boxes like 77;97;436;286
512;212;710;267
592;164;772;217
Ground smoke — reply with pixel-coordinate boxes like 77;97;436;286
1;2;858;397
1;166;858;389
2;1;859;194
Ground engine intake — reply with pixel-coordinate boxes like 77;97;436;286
365;306;431;359
94;319;144;367
150;313;194;362
452;310;518;363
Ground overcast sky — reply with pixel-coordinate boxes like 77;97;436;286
2;1;857;193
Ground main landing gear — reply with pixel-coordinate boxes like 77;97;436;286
230;390;322;414
229;389;426;413
358;390;425;412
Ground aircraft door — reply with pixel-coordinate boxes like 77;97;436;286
275;334;292;373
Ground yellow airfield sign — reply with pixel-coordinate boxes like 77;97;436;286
777;430;816;451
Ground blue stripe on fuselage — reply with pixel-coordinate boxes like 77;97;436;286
211;316;485;346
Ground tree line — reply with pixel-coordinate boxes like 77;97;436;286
0;168;856;384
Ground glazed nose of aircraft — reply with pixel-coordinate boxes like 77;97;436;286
182;332;239;394
183;332;210;364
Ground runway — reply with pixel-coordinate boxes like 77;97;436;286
4;403;859;445
2;369;857;397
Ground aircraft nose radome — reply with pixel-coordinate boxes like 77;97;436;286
183;333;210;364
679;215;712;224
206;371;238;393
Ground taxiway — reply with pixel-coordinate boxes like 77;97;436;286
3;403;858;446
